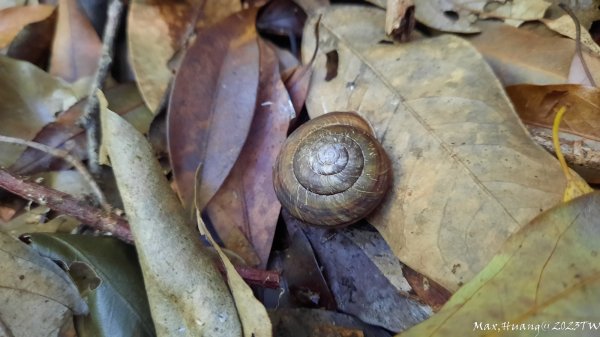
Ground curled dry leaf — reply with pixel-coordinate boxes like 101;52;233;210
399;192;600;337
507;83;600;183
0;231;87;337
507;84;600;141
128;0;241;112
0;4;54;48
385;0;415;42
302;6;568;291
205;39;295;267
169;8;260;212
50;0;102;83
100;94;242;336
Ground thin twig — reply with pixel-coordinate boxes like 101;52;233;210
0;168;281;288
79;0;125;174
0;167;130;241
0;135;110;211
559;3;597;87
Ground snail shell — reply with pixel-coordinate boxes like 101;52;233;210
273;111;392;227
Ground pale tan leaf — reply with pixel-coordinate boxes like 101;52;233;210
302;6;567;292
197;215;272;337
0;231;87;337
99;92;242;337
399;192;600;337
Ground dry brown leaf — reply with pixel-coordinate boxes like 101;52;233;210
302;6;568;292
168;8;260;213
0;4;54;48
100;93;242;337
466;20;600;85
205;40;294;267
6;7;57;68
128;0;241;112
385;0;415;42
49;0;101;83
399;191;600;337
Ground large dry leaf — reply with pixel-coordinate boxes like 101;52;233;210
205;40;294;267
128;0;241;112
466;21;600;86
0;231;87;337
0;55;81;167
302;6;568;291
50;0;101;83
100;94;242;336
0;4;54;48
169;8;260;212
399;191;600;337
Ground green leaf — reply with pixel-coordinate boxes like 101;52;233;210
398;192;600;337
28;233;155;337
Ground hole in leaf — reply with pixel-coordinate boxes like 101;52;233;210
325;50;339;81
443;10;459;21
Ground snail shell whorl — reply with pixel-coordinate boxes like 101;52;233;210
274;111;392;227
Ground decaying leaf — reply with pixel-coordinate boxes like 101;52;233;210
100;93;241;336
50;0;102;83
399;192;600;337
385;0;415;42
0;55;82;167
169;8;260;212
302;6;568;291
28;233;156;337
0;231;87;337
0;4;54;48
128;0;241;112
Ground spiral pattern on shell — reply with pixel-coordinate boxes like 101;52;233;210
273;111;392;227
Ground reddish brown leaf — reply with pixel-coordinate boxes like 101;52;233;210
168;8;260;212
204;40;294;267
50;0;102;82
0;4;54;48
507;84;600;140
402;266;451;312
